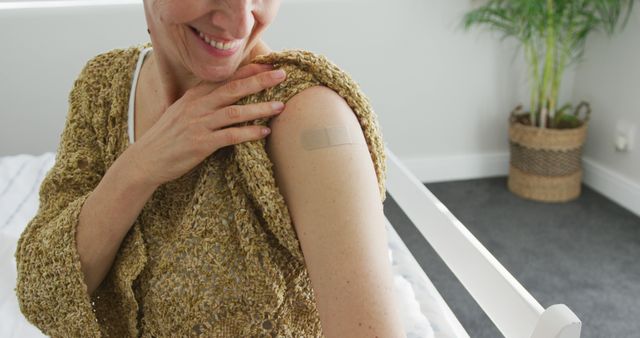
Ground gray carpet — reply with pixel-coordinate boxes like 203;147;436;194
384;176;640;338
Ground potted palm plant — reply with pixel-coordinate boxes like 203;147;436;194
462;0;636;202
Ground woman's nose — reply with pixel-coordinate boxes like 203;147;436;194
210;0;253;39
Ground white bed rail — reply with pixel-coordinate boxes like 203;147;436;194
383;146;582;338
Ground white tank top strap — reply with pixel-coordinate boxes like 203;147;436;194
127;46;153;145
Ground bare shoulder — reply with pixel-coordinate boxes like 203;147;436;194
265;84;369;185
267;85;365;143
263;84;404;336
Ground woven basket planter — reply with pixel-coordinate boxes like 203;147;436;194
507;104;590;203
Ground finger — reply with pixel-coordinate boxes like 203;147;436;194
230;62;274;82
203;101;284;129
188;63;274;98
208;125;270;149
208;69;287;108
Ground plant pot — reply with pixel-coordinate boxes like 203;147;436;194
507;105;590;203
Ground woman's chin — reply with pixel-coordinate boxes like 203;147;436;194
199;65;236;82
194;49;250;82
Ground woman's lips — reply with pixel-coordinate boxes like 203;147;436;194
190;26;235;43
189;26;241;57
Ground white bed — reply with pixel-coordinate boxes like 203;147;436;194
0;152;443;337
0;149;581;338
0;1;581;337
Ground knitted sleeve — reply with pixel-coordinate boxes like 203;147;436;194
232;50;388;265
13;62;105;337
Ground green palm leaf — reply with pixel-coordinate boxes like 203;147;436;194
462;0;636;128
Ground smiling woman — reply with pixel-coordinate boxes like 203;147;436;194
13;0;405;337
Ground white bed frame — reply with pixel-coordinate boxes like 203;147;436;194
384;146;582;338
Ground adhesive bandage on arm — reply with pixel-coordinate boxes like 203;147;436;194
300;125;365;151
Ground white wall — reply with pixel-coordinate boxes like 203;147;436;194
267;0;640;214
0;0;538;157
571;9;640;187
267;0;533;158
0;0;637;214
0;2;149;155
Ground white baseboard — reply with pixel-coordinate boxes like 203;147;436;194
401;152;640;217
401;153;510;184
582;158;640;217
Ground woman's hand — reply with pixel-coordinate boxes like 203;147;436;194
130;63;287;187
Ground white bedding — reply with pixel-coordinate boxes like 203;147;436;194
0;152;466;338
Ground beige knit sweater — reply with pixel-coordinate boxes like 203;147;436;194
14;41;388;337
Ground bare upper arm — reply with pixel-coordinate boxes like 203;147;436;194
265;85;406;337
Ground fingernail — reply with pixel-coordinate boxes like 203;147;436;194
271;69;286;79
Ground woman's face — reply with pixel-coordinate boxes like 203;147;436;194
144;0;281;82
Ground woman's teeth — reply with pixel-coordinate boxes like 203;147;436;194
196;30;239;50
